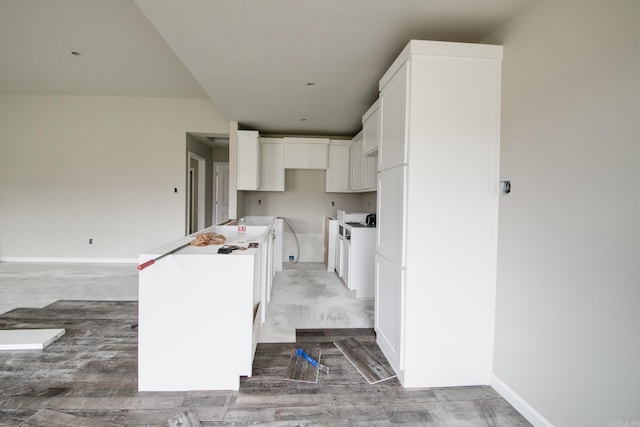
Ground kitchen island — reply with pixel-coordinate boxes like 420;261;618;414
137;217;280;391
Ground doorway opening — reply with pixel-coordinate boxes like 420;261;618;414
214;162;230;225
186;152;206;235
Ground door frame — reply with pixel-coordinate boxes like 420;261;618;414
186;151;206;235
213;161;230;225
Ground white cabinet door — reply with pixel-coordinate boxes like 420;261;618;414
348;227;376;298
375;253;404;373
307;143;328;169
362;154;377;191
335;235;343;276
349;132;376;192
342;238;351;288
376;165;406;266
259;138;284;191
237;130;260;191
350;133;363;191
326;142;350;192
362;100;380;156
283;138;329;169
379;62;408;171
283;141;308;169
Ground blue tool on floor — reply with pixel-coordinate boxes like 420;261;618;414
296;348;329;374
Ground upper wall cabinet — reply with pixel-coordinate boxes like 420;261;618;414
362;99;380;157
350;132;377;192
326;140;350;192
350;132;363;191
283;137;329;170
378;62;409;172
237;130;260;191
259;138;285;191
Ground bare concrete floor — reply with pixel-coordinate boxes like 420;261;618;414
0;262;137;316
0;262;373;343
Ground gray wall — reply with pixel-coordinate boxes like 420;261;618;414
212;147;229;163
0;95;228;260
485;0;640;425
243;169;374;261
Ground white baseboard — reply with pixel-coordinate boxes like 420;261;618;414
491;373;554;427
0;257;137;264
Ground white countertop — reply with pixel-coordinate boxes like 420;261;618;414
142;217;276;257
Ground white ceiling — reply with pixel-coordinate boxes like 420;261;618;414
0;0;529;136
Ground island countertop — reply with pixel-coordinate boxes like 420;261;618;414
141;216;277;257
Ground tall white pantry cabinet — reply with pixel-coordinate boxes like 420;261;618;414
375;40;503;387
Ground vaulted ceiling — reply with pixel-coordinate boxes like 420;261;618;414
0;0;529;136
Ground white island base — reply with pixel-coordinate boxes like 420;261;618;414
138;217;280;391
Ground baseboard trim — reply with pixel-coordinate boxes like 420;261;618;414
0;257;138;264
491;373;554;427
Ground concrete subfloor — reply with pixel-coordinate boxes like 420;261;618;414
0;262;137;317
260;262;373;342
0;261;373;343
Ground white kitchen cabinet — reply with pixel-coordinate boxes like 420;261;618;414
375;40;503;387
362;99;380;156
336;234;350;284
342;224;376;298
375;253;404;370
376;166;406;266
362;152;377;191
326;140;350;192
335;232;342;276
259;138;284;191
283;137;329;169
378;62;408;172
237;130;260;191
349;132;363;191
341;238;350;287
350;132;376;192
324;217;338;271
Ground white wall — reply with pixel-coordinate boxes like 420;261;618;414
0;95;228;260
485;1;640;425
243;169;373;262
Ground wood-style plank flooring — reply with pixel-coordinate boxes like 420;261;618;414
333;337;396;384
0;301;531;426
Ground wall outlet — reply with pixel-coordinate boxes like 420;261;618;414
89;238;93;244
289;255;294;261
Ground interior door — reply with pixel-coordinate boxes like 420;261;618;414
215;162;230;224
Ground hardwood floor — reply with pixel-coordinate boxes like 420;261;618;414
0;301;531;426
